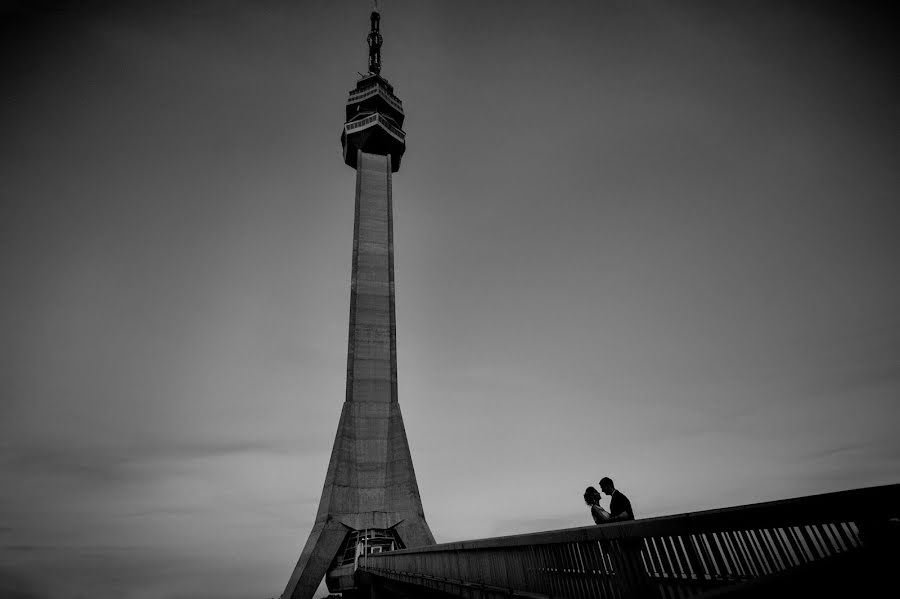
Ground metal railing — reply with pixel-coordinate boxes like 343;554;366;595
347;83;403;112
344;113;405;142
359;484;900;598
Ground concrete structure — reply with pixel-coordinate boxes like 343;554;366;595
356;484;900;598
281;7;435;599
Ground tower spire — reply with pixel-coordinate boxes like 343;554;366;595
367;1;382;75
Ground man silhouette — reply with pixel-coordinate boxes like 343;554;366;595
599;477;634;521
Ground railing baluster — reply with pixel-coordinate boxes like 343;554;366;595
716;532;739;578
669;535;688;579
649;537;664;578
652;536;667;576
776;527;799;566
750;528;773;575
786;525;810;563
636;537;650;578
659;535;674;577
700;533;722;578
799;524;823;559
578;542;598;598
728;530;756;577
681;535;704;580
808;524;829;558
826;523;846;552
682;536;698;583
579;541;603;597
816;523;840;556
848;521;864;546
711;532;734;579
539;543;552;593
834;521;858;550
580;542;597;598
666;535;683;577
487;548;498;588
540;543;559;597
561;542;578;598
560;542;577;598
768;528;789;570
828;523;848;552
785;526;803;567
749;529;775;574
739;530;763;576
593;540;609;576
813;524;834;556
694;534;717;579
672;536;690;579
524;544;540;594
766;528;792;569
564;542;579;597
620;536;653;597
743;529;768;575
597;540;619;599
571;542;588;598
653;537;667;580
722;532;742;580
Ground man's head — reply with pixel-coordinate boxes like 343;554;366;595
599;477;615;496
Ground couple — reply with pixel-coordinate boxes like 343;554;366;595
584;477;634;524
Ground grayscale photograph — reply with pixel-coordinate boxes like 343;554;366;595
2;1;898;598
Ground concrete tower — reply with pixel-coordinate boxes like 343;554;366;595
282;6;435;599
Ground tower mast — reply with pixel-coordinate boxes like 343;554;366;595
367;2;382;75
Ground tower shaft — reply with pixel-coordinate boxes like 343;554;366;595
282;154;433;599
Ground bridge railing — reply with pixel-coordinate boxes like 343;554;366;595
358;484;900;598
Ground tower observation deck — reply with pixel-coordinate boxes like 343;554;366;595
341;7;406;172
282;6;433;599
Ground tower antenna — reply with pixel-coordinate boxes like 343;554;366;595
367;0;383;75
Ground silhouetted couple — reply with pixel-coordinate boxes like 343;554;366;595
584;477;634;524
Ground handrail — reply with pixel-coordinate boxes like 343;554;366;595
359;484;900;598
374;114;404;140
345;114;377;131
348;82;399;102
344;113;405;142
348;84;403;112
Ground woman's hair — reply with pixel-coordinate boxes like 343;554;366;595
583;486;601;505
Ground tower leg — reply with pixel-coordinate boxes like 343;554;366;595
282;520;347;599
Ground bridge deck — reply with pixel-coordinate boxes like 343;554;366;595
356;484;900;598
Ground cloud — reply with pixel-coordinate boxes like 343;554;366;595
1;437;310;490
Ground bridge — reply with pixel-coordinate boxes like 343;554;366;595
343;483;899;598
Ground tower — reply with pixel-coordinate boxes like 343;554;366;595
282;6;435;599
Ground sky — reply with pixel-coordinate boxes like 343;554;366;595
1;1;899;598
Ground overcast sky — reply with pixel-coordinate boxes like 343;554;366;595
2;1;898;598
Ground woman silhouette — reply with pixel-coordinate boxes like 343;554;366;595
584;486;611;524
